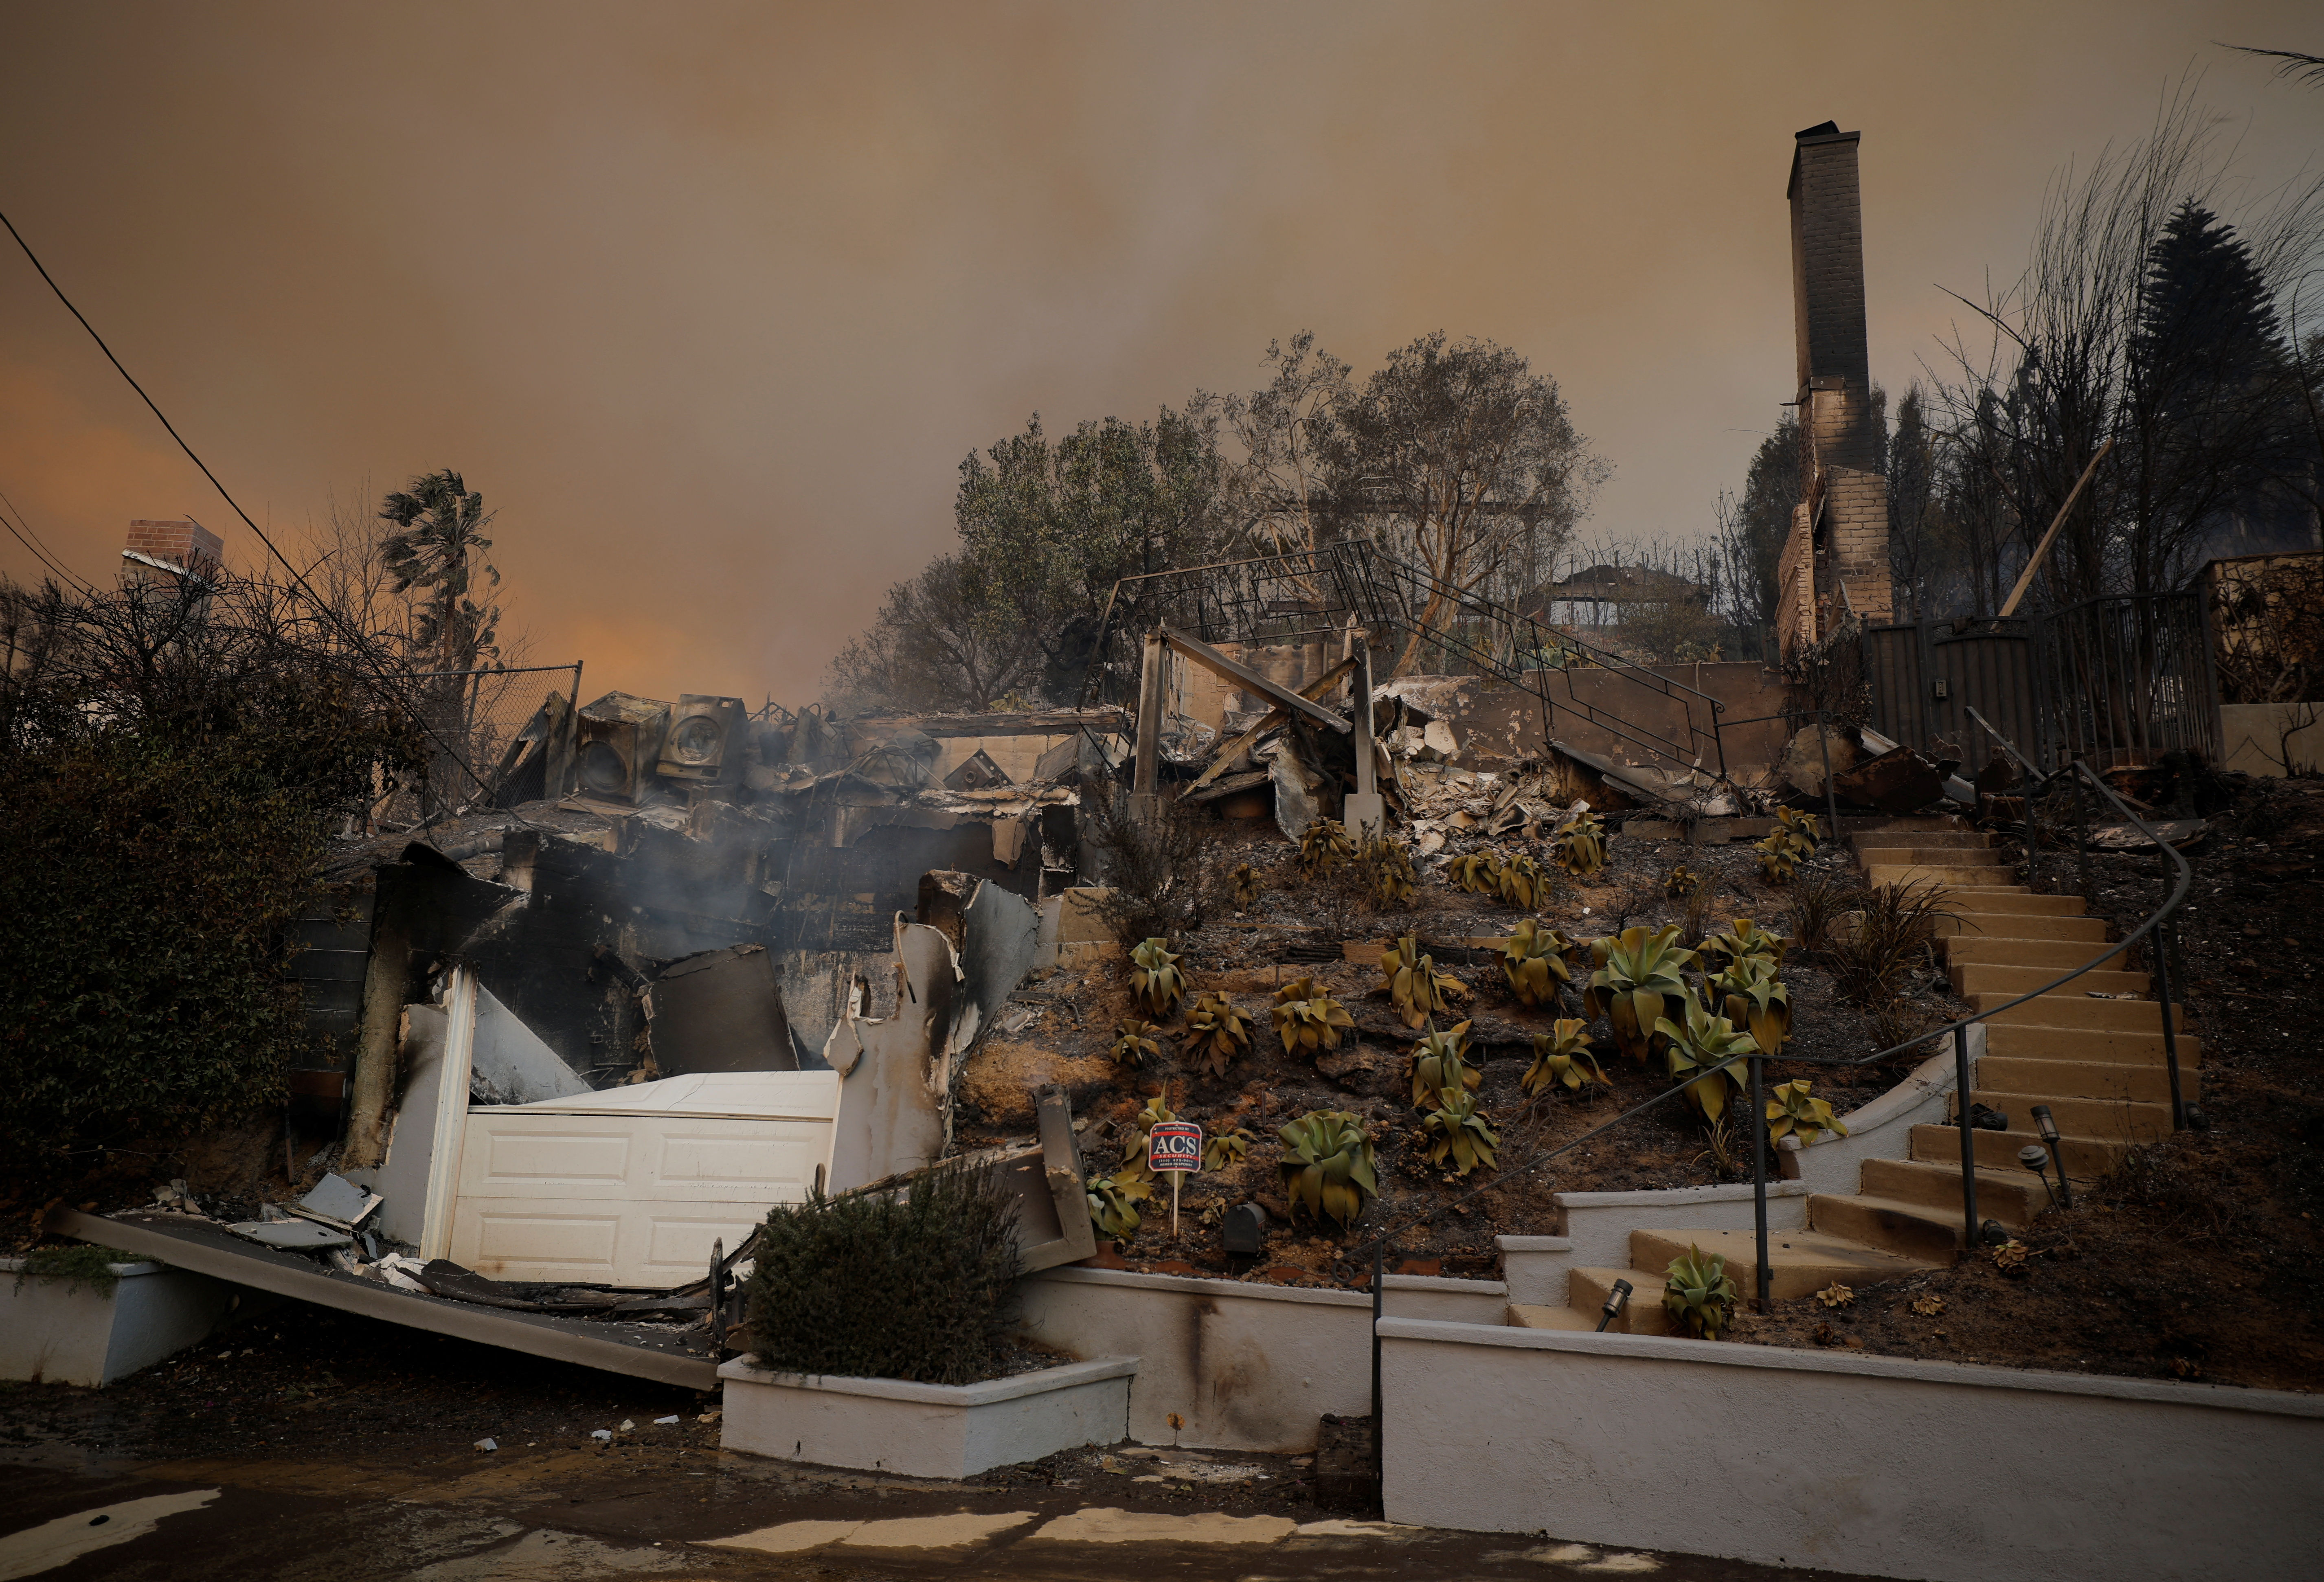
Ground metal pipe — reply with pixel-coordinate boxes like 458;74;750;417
1954;1025;1980;1248
1750;1052;1771;1310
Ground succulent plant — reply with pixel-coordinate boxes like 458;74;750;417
1130;937;1187;1016
1551;809;1608;877
1815;1281;1855;1309
1755;833;1800;884
1407;1021;1479;1106
1111;1017;1163;1069
1500;917;1573;1009
1496;852;1547;911
1702;917;1789;971
1363;835;1419;909
1276;1109;1379;1227
1449;850;1504;895
1300;817;1354;876
1653;994;1758;1124
1086;1172;1151;1240
1773;806;1821;856
1709;954;1793;1056
1583;925;1697;1063
1118;1093;1179;1183
1271;981;1355;1057
1766;1080;1847;1145
1231;862;1261;911
1203;1128;1252;1172
1420;1086;1500;1176
1663;863;1703;897
1663;1243;1738;1340
1183;992;1253;1078
1990;1239;2038;1274
1522;1018;1607;1097
1381;934;1467;1029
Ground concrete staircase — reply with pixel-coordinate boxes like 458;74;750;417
1506;819;2193;1336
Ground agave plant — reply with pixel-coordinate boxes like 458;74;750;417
1204;1128;1253;1172
1663;1243;1738;1339
1551;809;1608;877
1449;850;1504;895
1300;817;1354;876
1118;1093;1178;1182
1702;917;1789;971
1276;1109;1378;1227
1271;979;1355;1057
1522;1019;1608;1097
1421;1086;1501;1175
1663;863;1703;897
1407;1021;1479;1106
1773;805;1821;856
1381;934;1467;1028
1111;1017;1163;1069
1497;852;1547;910
1500;917;1573;1009
1183;992;1252;1078
1363;835;1419;909
1654;994;1757;1124
1086;1172;1152;1240
1231;862;1261;911
1755;833;1800;884
1710;955;1793;1056
1765;1078;1849;1145
1583;925;1696;1063
1128;937;1187;1016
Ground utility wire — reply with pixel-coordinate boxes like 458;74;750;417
0;502;96;595
0;203;529;815
0;483;95;592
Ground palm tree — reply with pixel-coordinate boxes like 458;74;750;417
379;470;500;674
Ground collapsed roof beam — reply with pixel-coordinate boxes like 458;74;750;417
1156;626;1352;735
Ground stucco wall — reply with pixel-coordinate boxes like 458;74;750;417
1379;1317;2324;1582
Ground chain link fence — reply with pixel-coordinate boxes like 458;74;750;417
380;661;584;823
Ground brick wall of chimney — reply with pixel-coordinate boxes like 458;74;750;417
123;518;224;581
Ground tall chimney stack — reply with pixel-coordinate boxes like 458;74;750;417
1776;122;1892;655
121;518;224;586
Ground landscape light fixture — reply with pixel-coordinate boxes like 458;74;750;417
1596;1278;1633;1333
2018;1143;2058;1208
2030;1104;2073;1207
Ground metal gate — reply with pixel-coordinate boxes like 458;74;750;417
1864;616;2042;772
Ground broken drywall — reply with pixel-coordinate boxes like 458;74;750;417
646;944;799;1075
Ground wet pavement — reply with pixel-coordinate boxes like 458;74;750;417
0;1306;1878;1579
0;1439;1880;1581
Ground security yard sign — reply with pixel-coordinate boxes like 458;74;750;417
1147;1121;1203;1238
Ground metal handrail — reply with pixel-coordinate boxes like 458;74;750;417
1360;715;2194;1456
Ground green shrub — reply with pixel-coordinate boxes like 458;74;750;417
743;1165;1023;1385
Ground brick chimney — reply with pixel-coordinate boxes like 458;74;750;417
1777;123;1892;656
122;518;224;586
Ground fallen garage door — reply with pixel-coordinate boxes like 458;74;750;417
448;1070;840;1285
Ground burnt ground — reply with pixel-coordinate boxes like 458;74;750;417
954;808;1948;1280
1734;774;2324;1394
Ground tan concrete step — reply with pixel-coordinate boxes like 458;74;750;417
1977;1055;2198;1104
1968;1089;2172;1145
1982;1022;2198;1064
1861;848;2008;869
1953;961;2148;997
1866;866;2028;889
1859;1157;2048;1227
1807;1193;1969;1261
1506;1302;1598;1331
1944;935;2124;969
1567;1267;1674;1335
1931;890;2089;916
1627;1227;1940;1301
1975;993;2186;1033
1852;831;1994;851
1937;912;2109;943
1910;1122;2124;1178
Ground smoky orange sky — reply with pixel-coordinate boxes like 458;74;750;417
2;3;2318;705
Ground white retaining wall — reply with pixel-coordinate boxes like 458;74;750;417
1018;1265;1503;1452
1;1259;238;1387
1378;1316;2324;1582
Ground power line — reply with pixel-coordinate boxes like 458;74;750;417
0;483;91;589
0;489;96;595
